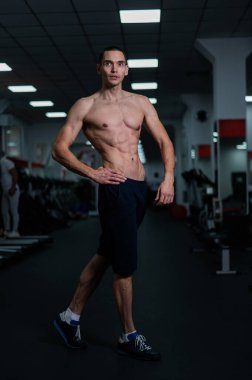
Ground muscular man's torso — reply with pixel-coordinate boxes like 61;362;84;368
82;91;145;181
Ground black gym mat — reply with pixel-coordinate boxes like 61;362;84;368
0;210;252;380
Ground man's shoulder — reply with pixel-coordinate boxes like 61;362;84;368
70;94;97;116
123;91;149;104
74;94;96;107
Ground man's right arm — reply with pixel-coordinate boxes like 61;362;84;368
52;98;95;179
52;98;126;185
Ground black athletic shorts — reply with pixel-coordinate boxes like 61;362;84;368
97;178;147;276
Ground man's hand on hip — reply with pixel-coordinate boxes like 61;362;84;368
92;167;127;185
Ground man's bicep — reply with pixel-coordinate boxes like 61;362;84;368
54;101;85;147
143;106;168;145
54;121;82;148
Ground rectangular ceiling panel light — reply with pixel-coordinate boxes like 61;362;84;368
131;82;158;90
120;10;161;23
8;85;37;92
245;96;252;102
149;98;157;104
128;59;158;68
46;112;67;118
0;63;12;71
30;101;54;107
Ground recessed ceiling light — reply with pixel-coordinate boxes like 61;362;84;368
8;85;37;92
131;82;158;90
245;96;252;102
149;98;157;104
46;112;67;118
128;59;158;68
119;9;161;23
30;101;54;107
0;63;12;72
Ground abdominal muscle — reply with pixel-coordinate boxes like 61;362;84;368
84;121;145;181
100;146;145;181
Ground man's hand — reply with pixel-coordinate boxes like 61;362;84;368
8;186;17;196
155;179;174;206
92;167;127;185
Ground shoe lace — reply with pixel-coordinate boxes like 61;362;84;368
75;325;82;342
135;335;152;351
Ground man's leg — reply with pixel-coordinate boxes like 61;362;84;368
113;272;161;361
54;253;110;349
1;193;10;233
8;189;20;234
113;274;135;333
69;254;110;314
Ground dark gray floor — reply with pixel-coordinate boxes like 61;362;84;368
1;209;252;380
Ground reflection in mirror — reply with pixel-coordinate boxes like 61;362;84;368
197;144;212;180
219;136;247;214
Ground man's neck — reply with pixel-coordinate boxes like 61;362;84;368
100;85;124;101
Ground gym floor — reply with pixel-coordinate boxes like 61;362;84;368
0;209;252;380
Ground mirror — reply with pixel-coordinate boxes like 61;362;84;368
217;120;247;214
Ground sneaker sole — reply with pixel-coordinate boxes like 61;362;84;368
53;320;87;349
117;347;161;361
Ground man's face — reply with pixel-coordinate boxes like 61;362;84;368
97;50;128;87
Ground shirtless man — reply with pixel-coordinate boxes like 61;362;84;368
52;46;175;361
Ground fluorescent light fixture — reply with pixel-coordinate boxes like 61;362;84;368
139;154;146;164
236;142;247;150
30;101;54;107
128;59;158;68
7;142;17;147
138;142;146;164
246;96;252;102
191;148;196;159
46;112;67;118
8;85;37;92
149;98;157;104
213;138;218;143
120;9;161;23
213;132;218;137
131;82;158;90
0;63;12;71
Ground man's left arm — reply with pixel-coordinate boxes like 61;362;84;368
141;97;175;206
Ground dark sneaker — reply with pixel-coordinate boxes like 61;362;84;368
53;315;87;349
117;334;161;361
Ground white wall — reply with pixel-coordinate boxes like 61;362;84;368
219;143;247;198
246;103;252;186
176;94;214;205
196;37;252;120
246;103;252;150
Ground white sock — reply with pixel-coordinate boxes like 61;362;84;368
60;308;80;325
121;330;138;342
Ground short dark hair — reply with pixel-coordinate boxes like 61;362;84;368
98;46;127;65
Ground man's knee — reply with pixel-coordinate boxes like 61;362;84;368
113;273;133;284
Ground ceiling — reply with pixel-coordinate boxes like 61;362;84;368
0;0;252;126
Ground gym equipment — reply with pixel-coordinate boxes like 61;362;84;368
0;235;53;268
182;169;237;275
0;169;92;269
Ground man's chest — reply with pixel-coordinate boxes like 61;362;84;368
84;101;144;131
